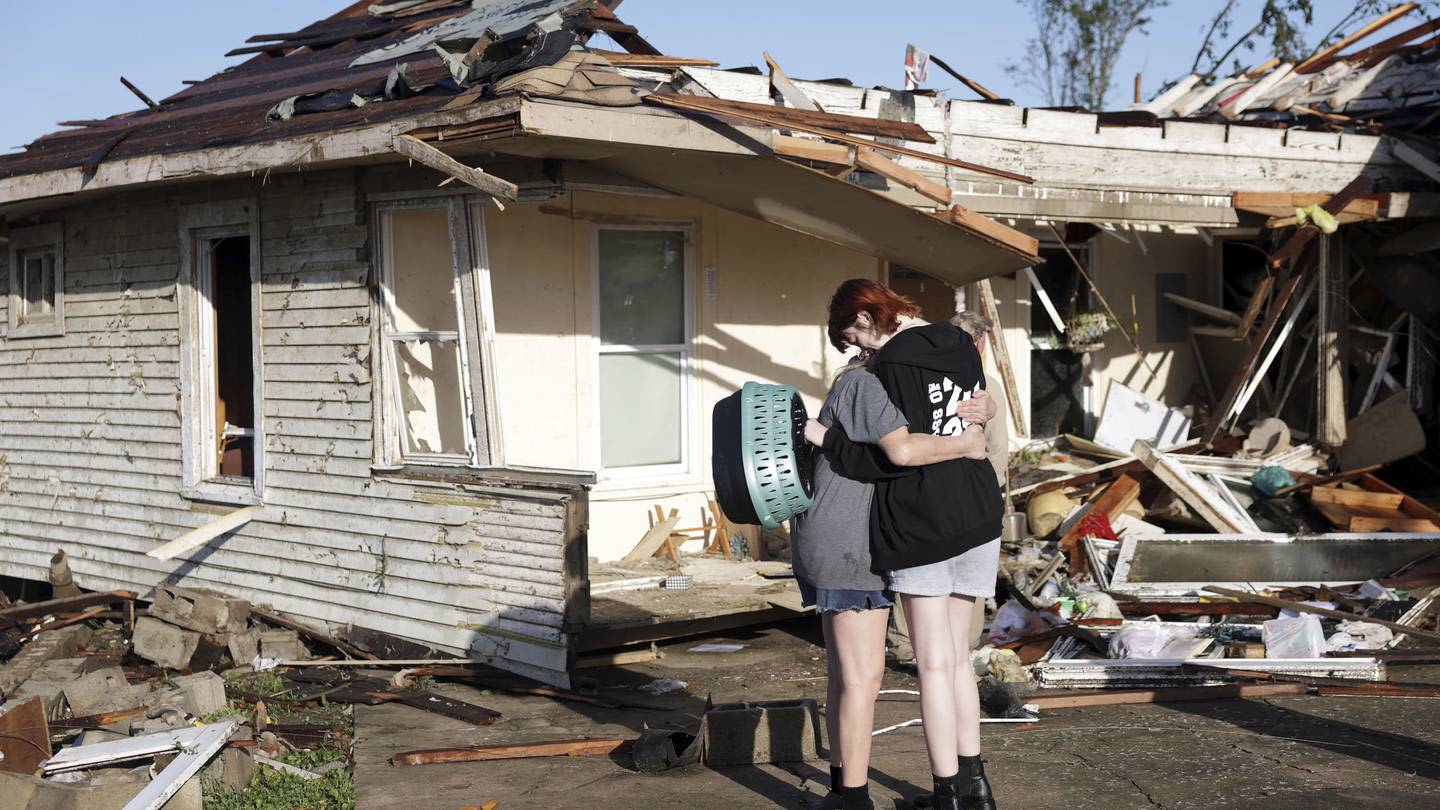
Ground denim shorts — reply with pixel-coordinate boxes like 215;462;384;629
797;577;895;613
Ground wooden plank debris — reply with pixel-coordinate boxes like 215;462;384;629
0;590;136;626
764;52;822;112
392;135;518;203
855;146;952;205
625;512;682;561
591;50;717;68
1028;683;1306;710
1205;586;1440;642
1134;441;1252;533
927;54;1001;101
976;279;1028;437
1295;3;1419;73
392;738;631;767
1059;475;1141;572
147;506;260;561
943;206;1039;255
643;91;1036;185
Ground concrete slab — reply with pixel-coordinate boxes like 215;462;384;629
351;623;1440;810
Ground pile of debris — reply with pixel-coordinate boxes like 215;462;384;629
978;391;1440;709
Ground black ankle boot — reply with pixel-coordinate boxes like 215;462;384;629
958;756;996;810
925;773;963;810
839;784;875;810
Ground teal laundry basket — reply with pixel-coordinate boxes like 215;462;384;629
712;382;814;529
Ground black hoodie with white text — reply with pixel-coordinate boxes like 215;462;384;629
822;322;1003;572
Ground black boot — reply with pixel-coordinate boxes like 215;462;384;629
838;785;876;810
957;755;996;810
920;772;963;810
912;758;996;810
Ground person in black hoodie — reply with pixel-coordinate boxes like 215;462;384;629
810;279;1003;810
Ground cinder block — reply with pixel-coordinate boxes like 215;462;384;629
203;727;256;791
257;629;306;661
0;624;90;695
5;657;91;718
162;671;228;717
148;585;250;635
228;627;261;664
702;699;821;766
132;616;201;670
62;666;151;716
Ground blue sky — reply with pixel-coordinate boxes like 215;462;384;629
0;1;1387;154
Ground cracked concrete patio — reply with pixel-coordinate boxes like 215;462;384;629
352;621;1440;809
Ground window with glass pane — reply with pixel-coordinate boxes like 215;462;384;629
382;207;475;463
597;229;688;472
19;250;56;323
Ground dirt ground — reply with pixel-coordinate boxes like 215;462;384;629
352;620;1440;810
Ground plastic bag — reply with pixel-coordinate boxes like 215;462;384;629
1263;615;1327;658
988;600;1050;644
1110;622;1209;659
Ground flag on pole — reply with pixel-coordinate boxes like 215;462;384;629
904;44;930;91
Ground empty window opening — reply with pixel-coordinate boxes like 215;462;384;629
210;236;255;480
379;206;476;464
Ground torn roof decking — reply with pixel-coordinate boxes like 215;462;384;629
0;2;475;182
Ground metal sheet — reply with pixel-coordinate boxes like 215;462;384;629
1109;533;1440;599
350;0;577;67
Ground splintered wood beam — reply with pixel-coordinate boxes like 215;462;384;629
927;54;1001;101
392;135;518;202
147;506;260;561
1295;3;1419;73
1059;474;1141;572
764;52;822;112
1202;271;1308;444
646;90;933;142
590;49;718;67
1265;176;1375;270
1205;586;1440;642
392;738;632;767
854;146;952;205
1234;275;1274;337
1314;16;1440;71
771;134;854;164
643;92;1034;184
1163;292;1242;325
943;206;1039;256
119;76;159;109
976;278;1027;437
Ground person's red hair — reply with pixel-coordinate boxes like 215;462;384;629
826;278;920;353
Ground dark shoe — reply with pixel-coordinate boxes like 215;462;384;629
838;784;876;810
917;773;962;810
960;760;996;810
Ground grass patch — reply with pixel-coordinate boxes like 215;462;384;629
204;748;353;810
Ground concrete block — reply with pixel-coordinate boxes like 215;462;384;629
701;699;821;766
132;616;200;670
148;585;250;635
203;727;256;791
257;629;306;661
62;667;151;716
0;624;89;695
5;657;91;718
228;627;261;663
161;671;227;717
0;766;201;810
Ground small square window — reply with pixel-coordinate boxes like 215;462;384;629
7;223;64;338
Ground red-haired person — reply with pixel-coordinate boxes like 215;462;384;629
807;278;1003;810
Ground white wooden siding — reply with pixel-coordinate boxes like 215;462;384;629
0;170;582;686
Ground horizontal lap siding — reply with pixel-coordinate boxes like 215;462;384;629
0;169;578;685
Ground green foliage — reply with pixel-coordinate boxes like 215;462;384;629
198;700;250;724
203;749;353;810
1006;0;1169;111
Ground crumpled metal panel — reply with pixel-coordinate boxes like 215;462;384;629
350;0;579;67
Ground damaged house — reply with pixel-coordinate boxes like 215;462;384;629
2;0;1437;688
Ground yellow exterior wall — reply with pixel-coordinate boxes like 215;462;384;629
485;191;877;560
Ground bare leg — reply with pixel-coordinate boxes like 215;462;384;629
900;594;960;777
823;613;842;780
824;606;891;788
948;595;982;757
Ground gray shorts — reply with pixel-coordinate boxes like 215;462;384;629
886;537;1001;598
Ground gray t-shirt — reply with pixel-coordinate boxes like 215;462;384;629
791;367;907;591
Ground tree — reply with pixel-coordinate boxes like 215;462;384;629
1188;1;1440;83
1005;0;1169;111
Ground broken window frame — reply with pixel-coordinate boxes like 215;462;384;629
373;197;492;469
6;222;65;339
177;200;265;505
591;223;696;482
